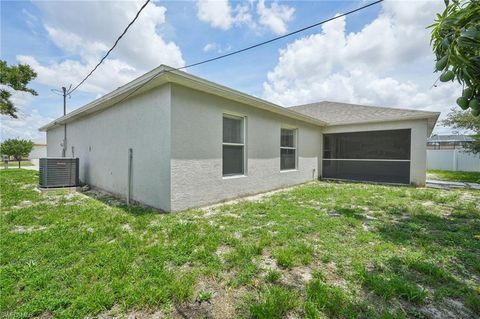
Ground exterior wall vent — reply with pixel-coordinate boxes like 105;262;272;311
39;158;79;188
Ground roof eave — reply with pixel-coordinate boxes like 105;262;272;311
324;112;441;135
39;65;172;131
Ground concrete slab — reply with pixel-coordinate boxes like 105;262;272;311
37;186;81;193
426;179;480;190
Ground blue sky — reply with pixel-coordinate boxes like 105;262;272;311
1;0;460;142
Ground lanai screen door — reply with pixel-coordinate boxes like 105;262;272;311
322;129;411;184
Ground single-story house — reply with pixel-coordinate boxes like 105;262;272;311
40;65;440;212
29;142;47;160
427;134;475;150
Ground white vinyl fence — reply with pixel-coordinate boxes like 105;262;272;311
427;149;480;172
28;145;47;159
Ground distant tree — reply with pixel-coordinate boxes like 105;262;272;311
0;139;34;168
442;108;480;153
0;60;38;118
429;0;480;116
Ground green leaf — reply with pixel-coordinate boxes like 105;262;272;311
457;96;469;110
440;70;455;82
463;87;474;98
435;56;449;71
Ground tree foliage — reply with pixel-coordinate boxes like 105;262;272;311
442;108;480;153
0;139;34;168
0;60;38;118
429;0;480;116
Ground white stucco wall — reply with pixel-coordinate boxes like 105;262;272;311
46;85;172;211
47;126;64;157
322;119;429;186
169;84;322;211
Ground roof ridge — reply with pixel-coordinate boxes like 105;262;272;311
290;100;440;115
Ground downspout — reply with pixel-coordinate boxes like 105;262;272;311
127;148;133;205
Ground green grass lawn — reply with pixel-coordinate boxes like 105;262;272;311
1;170;479;319
428;170;480;184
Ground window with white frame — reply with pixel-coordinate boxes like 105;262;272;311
280;128;297;170
223;114;245;176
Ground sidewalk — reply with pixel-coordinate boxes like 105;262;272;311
1;159;39;171
426;179;480;190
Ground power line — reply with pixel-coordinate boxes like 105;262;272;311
68;0;151;94
116;0;383;104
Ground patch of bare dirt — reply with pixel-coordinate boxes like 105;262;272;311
259;252;313;289
215;245;234;263
84;189;125;207
363;213;378;220
91;305;166;319
11;200;33;209
421;298;477;319
362;224;372;232
200;182;316;212
281;266;313;287
121;224;132;232
148;219;163;228
259;252;278;271
422;200;435;207
460;192;478;202
172;277;245;319
327;210;341;217
322;261;349;290
222;212;240;219
32;311;53;319
13;225;47;233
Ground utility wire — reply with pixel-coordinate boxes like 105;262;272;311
116;0;384;104
69;0;151;94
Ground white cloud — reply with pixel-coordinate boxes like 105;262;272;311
21;0;185;94
203;43;218;52
1;110;50;142
256;0;294;35
45;26;108;61
197;0;234;30
196;0;293;34
202;42;232;53
234;2;255;26
17;55;136;95
1;90;51;142
263;0;460;128
22;8;39;33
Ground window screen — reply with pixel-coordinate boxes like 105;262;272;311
223;145;244;175
223;115;245;176
322;160;410;184
223;116;243;143
323;129;411;160
322;129;411;184
281;129;295;147
280;128;297;170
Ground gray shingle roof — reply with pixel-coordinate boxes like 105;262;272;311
427;135;475;143
289;101;440;126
